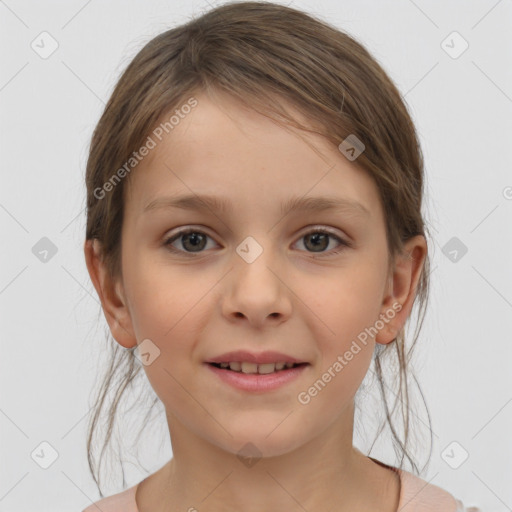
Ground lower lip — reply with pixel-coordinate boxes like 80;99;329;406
205;363;309;392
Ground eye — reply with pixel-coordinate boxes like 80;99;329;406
163;226;351;256
294;227;351;255
164;228;217;255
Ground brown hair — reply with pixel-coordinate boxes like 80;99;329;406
84;1;432;496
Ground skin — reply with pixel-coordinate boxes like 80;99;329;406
84;89;427;512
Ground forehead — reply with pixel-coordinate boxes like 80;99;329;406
124;91;383;223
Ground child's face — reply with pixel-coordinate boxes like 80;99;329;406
107;91;403;456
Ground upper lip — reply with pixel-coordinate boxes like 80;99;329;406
205;350;307;365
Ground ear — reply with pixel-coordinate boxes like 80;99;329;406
84;239;137;349
375;235;427;345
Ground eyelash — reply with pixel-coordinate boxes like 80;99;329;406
163;226;352;257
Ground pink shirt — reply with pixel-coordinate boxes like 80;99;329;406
82;466;482;512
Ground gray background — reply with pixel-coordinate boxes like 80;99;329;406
1;0;511;510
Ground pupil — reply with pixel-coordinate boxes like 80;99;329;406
183;232;206;251
306;233;328;252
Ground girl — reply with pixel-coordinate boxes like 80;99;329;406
82;2;481;511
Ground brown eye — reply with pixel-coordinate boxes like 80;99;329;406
295;228;350;255
303;232;330;252
163;226;350;257
164;229;215;254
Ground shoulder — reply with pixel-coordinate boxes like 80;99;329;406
397;468;482;512
81;483;139;512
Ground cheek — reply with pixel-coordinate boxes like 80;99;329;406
123;258;214;380
295;327;374;436
298;261;385;398
301;263;386;343
125;252;207;337
127;290;207;416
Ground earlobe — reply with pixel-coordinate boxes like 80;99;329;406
375;235;427;345
83;239;138;349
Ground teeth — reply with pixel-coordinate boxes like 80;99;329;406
241;362;259;374
214;362;300;373
256;363;276;374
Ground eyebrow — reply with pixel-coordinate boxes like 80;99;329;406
143;193;370;218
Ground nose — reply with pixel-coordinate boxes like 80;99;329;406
222;242;292;327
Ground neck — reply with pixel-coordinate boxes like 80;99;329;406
138;403;400;512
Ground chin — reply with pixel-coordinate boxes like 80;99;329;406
212;426;304;460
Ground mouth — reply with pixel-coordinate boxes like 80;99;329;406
205;361;310;392
207;361;309;374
